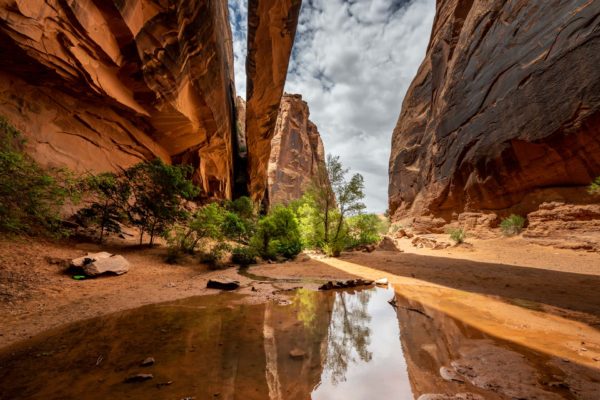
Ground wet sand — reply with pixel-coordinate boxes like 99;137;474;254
1;235;599;352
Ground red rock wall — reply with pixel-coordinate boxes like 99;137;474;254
245;0;303;204
0;0;237;199
268;94;329;205
388;0;600;222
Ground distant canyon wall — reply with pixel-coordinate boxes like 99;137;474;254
268;93;329;206
388;0;600;223
0;0;302;202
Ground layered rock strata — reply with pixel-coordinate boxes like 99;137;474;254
267;93;329;205
389;0;600;223
245;0;303;204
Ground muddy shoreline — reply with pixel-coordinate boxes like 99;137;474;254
1;236;600;351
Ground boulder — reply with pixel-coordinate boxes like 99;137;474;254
207;279;240;291
70;252;112;268
377;236;402;252
83;255;130;277
411;237;451;250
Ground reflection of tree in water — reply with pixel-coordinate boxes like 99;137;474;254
323;290;373;385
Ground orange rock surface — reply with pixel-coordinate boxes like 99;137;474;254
388;0;600;223
245;0;303;204
0;0;238;198
268;94;329;205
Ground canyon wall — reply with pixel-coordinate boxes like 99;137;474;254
0;0;238;199
388;0;600;223
268;93;329;205
245;0;303;204
0;0;303;202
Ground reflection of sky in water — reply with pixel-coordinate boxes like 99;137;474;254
312;286;413;399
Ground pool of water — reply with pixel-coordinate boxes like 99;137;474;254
0;286;598;399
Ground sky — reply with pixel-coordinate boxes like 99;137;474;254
228;0;435;213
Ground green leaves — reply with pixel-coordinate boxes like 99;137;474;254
589;177;600;195
0;116;80;236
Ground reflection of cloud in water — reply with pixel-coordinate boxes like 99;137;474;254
312;286;414;399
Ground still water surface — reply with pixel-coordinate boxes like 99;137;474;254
0;285;597;399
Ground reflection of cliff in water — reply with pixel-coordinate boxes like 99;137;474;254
395;296;600;400
0;293;335;400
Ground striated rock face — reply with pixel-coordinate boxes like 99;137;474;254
523;202;600;252
0;0;237;198
389;0;600;223
268;94;329;205
245;0;303;204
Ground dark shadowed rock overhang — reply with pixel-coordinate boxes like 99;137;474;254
388;0;600;222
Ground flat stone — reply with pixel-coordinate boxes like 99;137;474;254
82;255;130;276
140;357;155;367
374;278;388;286
289;348;306;359
207;279;240;291
124;373;153;383
440;366;465;383
70;252;112;268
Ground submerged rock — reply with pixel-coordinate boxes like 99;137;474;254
289;348;306;359
207;279;240;291
124;373;153;383
140;357;155;367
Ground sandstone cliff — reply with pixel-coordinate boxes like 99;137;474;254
268;93;329;205
0;0;303;202
245;0;303;204
388;0;600;223
0;0;238;199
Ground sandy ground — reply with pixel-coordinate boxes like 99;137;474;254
1;234;599;350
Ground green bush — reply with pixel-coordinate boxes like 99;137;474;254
500;214;526;236
589;177;600;195
251;205;302;260
346;214;384;248
125;159;199;245
76;172;130;242
200;242;231;270
323;240;345;257
447;227;466;244
0;117;80;236
231;246;257;266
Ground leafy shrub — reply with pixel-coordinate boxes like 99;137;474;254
126;159;199;245
346;214;384;248
76;172;130;242
231;246;257;266
323;240;345;257
447;227;466;244
500;214;526;236
200;242;231;270
0;117;80;236
251;205;302;260
589;177;600;195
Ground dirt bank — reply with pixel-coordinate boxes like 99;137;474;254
1;235;599;349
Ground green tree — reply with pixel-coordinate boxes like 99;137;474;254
223;196;256;242
299;155;366;256
346;214;383;247
589;177;600;195
77;173;130;243
251;205;302;260
126;159;199;245
0;117;80;236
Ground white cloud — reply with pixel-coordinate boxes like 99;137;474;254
230;0;435;212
